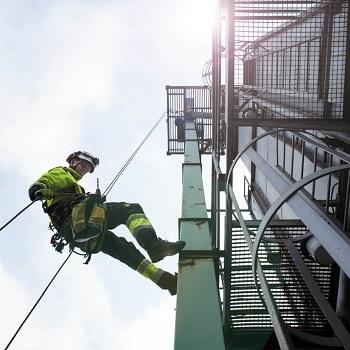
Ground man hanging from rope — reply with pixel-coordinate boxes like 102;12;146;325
28;151;186;295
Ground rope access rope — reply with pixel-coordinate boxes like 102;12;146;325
0;112;166;232
3;110;167;349
3;251;73;350
0;200;37;232
102;111;167;197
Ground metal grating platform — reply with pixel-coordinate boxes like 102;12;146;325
229;222;332;332
166;86;218;155
234;0;348;121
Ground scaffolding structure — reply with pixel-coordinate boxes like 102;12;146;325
167;0;350;349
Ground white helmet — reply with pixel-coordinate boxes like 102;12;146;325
66;151;99;173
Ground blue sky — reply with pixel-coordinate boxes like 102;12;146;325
0;1;214;349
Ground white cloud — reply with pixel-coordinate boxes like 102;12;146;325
0;1;124;176
0;0;213;349
0;263;32;347
0;255;177;350
118;299;176;350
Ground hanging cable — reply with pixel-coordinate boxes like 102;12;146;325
4;251;73;350
102;111;166;197
3;110;167;349
0;200;37;232
1;111;166;232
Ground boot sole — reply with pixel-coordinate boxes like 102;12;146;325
150;242;186;263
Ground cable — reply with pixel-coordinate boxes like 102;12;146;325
102;111;166;197
3;111;166;349
0;200;37;232
4;251;73;350
1;112;165;230
2;111;166;232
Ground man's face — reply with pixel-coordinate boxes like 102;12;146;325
70;158;93;176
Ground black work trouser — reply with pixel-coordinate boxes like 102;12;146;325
100;231;145;270
59;202;158;271
98;202;158;270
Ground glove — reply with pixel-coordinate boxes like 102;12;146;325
36;188;54;200
28;183;53;201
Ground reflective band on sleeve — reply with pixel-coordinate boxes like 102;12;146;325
127;214;153;237
136;259;163;283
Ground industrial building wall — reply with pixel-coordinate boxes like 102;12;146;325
242;1;348;119
237;1;349;222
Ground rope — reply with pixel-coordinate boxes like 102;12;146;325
1;111;166;232
3;111;166;349
0;200;37;232
102;111;166;197
4;251;73;350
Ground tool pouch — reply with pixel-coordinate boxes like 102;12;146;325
71;193;106;246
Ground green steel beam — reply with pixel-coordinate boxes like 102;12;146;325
174;120;225;350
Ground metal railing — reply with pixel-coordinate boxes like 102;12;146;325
166;86;219;155
220;129;350;349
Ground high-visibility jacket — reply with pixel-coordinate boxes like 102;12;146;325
30;166;84;208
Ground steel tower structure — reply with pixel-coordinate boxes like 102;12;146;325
166;0;350;349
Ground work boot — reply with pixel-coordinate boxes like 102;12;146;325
157;272;178;295
147;238;186;263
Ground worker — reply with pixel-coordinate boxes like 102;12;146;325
28;151;186;295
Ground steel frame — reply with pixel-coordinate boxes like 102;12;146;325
285;240;350;347
231;118;350;131
228;184;295;349
219;1;350;347
220;126;350;347
167;0;350;348
174;119;225;350
251;163;350;280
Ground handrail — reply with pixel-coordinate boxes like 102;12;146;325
225;128;350;347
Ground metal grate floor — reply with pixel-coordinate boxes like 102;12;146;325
166;86;215;155
229;223;332;331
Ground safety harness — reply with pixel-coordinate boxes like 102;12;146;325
47;189;107;264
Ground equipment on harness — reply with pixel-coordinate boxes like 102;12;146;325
50;233;68;253
45;193;85;230
47;183;106;262
66;151;99;173
49;195;106;263
71;192;106;243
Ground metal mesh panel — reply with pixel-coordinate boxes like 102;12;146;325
234;0;348;120
166;86;214;155
229;223;332;331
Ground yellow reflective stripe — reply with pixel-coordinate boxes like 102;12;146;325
89;205;105;226
136;259;163;283
71;202;86;233
126;213;146;227
71;200;106;241
127;217;152;236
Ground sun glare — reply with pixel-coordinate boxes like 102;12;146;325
180;0;216;38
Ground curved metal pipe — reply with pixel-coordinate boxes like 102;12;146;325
252;164;350;286
225;128;350;346
225;128;333;195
